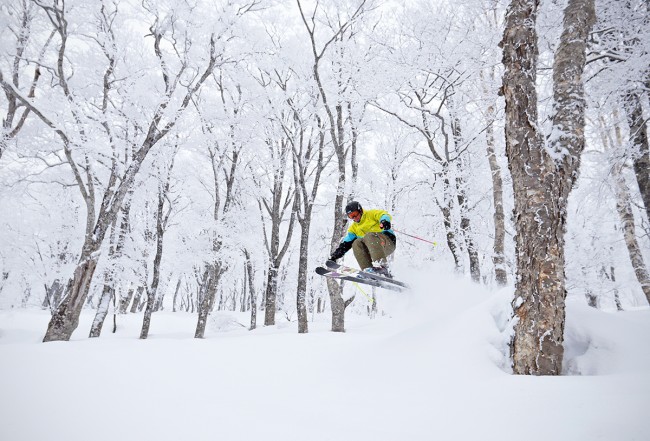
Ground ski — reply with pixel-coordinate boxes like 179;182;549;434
325;260;409;289
315;266;406;292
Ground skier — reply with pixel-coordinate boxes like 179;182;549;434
329;201;396;278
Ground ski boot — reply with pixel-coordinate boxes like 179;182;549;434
362;265;393;279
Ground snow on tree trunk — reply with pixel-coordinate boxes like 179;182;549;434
296;224;310;334
89;284;114;338
43;252;99;342
244;250;257;331
612;160;650;305
501;0;595;375
195;262;226;338
483;85;508;287
140;155;174;339
623;91;650;223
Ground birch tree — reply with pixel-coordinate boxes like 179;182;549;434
501;0;595;375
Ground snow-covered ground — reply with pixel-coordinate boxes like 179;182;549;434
1;266;648;441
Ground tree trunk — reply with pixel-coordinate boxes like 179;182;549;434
43;279;65;313
501;0;594;375
43;253;99;342
195;266;214;338
455;170;481;283
329;278;355;332
612;163;650;304
141;166;172;339
172;277;182;312
291;114;325;334
264;265;279;326
450;103;481;283
130;286;144;314
296;225;310;334
89;200;130;338
439;176;462;270
483;91;508;286
119;288;134;314
244;250;257;330
623;90;650;222
195;262;225;338
89;284;114;338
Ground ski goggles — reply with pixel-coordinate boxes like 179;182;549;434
347;210;361;220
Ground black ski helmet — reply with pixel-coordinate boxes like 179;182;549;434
345;201;363;216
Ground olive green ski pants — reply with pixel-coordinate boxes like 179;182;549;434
352;232;396;270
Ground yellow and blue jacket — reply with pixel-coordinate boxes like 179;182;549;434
330;209;396;260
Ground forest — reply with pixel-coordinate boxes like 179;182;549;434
1;0;649;379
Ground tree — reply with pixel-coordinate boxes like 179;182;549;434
297;0;370;332
249;71;299;326
596;110;650;305
289;102;327;333
88;189;133;338
193;75;245;338
591;0;650;222
140;146;177;339
501;0;595;375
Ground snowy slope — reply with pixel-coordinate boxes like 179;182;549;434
1;265;648;441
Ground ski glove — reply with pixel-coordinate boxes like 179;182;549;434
330;240;353;261
380;220;391;231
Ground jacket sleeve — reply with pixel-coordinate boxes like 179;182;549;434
330;232;356;260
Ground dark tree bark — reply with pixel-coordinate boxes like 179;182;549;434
243;249;257;330
290;107;326;333
501;0;595;375
89;191;133;337
140;157;175;339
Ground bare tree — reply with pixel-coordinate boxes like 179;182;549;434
253;118;298;326
194;86;243;338
373;70;468;272
288;106;327;333
297;0;369;332
501;0;595;374
141;150;177;339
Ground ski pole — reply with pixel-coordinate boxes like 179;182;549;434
352;281;374;303
393;229;438;246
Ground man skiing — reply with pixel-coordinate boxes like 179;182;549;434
329;201;396;278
